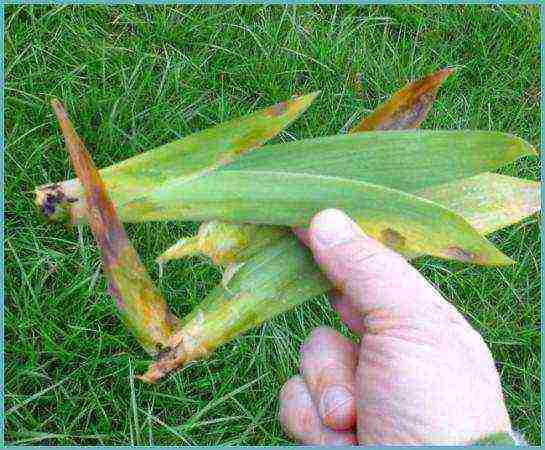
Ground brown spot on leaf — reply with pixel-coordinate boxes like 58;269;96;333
381;91;434;130
381;228;406;248
107;280;124;309
264;101;288;118
445;246;475;262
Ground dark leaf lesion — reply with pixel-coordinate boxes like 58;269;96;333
36;183;78;219
50;98;179;357
445;246;476;263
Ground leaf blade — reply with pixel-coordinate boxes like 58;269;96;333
418;173;541;235
223;129;536;193
350;68;453;132
124;169;513;265
37;92;319;221
51;99;178;355
141;234;331;383
156;221;288;265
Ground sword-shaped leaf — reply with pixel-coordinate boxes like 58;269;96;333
126;169;512;265
140;234;330;383
156;174;541;270
142;70;537;383
38;129;535;225
51;99;179;356
224;129;535;193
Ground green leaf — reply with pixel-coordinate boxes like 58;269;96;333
156;68;457;267
140;234;330;383
40;129;535;226
124;169;513;265
224;129;536;193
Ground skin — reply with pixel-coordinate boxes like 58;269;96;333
278;209;512;445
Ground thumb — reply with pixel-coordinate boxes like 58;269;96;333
308;209;461;334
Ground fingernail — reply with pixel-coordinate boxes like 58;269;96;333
311;209;362;247
319;385;352;419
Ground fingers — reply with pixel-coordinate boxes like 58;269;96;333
294;226;367;334
300;327;358;431
278;375;357;445
278;326;359;443
307;209;463;333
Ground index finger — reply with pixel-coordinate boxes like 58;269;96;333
306;209;470;335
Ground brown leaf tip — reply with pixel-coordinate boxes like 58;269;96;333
264;101;289;118
423;67;454;84
51;98;68;121
410;67;454;97
437;67;455;77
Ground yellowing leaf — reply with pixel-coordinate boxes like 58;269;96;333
51;99;178;355
350;68;453;132
156;221;288;265
419;173;541;235
36;92;319;222
126;169;512;266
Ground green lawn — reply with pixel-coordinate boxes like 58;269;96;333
5;4;541;445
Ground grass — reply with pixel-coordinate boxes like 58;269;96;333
4;4;541;445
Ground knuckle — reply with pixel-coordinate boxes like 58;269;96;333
307;326;337;344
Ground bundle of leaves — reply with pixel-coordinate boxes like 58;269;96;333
35;69;540;383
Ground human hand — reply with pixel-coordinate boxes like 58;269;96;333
278;209;512;445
